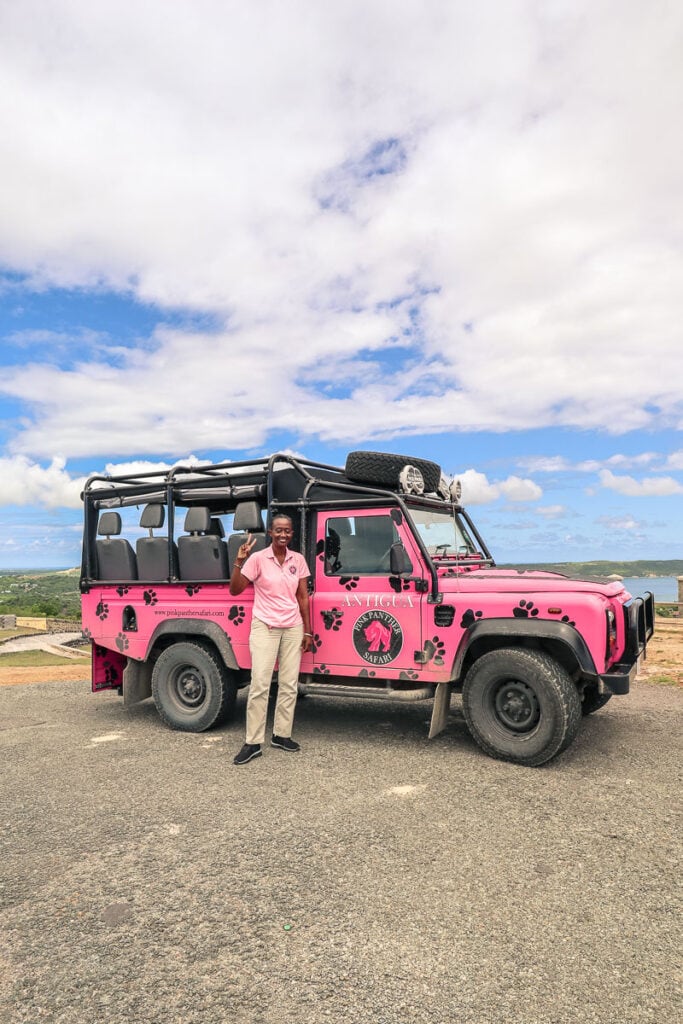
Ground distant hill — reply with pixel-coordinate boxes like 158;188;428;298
0;569;81;619
498;560;683;577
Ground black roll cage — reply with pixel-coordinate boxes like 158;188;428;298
80;452;495;600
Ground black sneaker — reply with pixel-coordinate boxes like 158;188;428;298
271;734;300;752
233;743;262;765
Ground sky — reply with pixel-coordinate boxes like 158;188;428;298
1;0;682;569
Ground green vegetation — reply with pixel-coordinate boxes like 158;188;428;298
0;648;89;668
499;559;683;577
0;569;81;619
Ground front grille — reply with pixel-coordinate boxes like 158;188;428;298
623;592;655;660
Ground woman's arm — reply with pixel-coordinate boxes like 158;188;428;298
296;577;312;651
229;534;256;595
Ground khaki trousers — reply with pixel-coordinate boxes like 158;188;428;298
246;617;304;745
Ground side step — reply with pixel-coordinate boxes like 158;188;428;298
298;678;434;702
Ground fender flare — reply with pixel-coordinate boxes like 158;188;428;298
452;618;598;681
145;618;240;672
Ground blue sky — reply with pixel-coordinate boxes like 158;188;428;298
1;1;682;569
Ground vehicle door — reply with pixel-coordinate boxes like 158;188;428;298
311;509;426;679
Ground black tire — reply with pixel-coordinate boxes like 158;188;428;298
581;684;612;716
345;450;442;493
462;648;582;766
151;641;237;732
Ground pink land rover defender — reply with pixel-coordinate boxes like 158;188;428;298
80;451;654;766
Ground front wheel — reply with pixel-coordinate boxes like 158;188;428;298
151;641;237;732
462;648;582;766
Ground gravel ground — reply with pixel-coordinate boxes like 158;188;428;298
0;680;681;1024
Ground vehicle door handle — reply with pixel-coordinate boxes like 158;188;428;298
321;609;344;627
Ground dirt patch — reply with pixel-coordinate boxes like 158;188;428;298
0;663;92;687
638;618;683;686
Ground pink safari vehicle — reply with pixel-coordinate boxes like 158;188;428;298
80;451;655;766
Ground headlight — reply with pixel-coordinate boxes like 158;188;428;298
605;608;617;660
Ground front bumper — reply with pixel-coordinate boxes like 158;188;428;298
599;591;655;695
598;660;638;695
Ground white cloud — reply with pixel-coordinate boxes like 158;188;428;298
665;450;683;470
0;456;84;508
536;504;566;519
519;452;662;474
0;2;681;459
457;469;542;505
596;514;643;532
598;469;683;497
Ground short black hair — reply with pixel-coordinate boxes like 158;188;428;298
270;513;293;527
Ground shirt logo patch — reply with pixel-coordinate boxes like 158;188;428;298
289;565;297;574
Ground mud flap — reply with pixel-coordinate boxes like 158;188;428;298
123;659;153;706
428;682;452;739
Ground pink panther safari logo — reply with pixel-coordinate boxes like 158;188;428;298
352;610;403;666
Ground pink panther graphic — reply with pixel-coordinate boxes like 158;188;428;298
363;619;393;653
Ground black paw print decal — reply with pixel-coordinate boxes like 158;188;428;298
143;589;158;606
116;585;130;597
423;636;446;666
115;633;130;652
442;567;458;578
81;628;92;641
314;664;330;675
185;584;202;596
323;608;343;631
358;668;376;677
460;609;483;628
104;664;119;685
389;576;411;593
228;605;245;625
399;669;419;681
339;576;359;590
96;600;109;621
561;614;576;627
513;600;538;618
310;633;322;653
95;644;108;657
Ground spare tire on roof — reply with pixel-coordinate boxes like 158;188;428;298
345;451;442;492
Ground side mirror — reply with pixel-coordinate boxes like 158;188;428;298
390;542;413;576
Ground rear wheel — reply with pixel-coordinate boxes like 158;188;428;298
345;450;442;493
462;648;582;766
151;641;237;732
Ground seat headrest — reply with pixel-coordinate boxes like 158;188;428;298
184;507;212;534
233;501;264;532
140;503;165;530
98;511;122;537
209;518;226;538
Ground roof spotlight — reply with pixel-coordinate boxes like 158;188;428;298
449;478;463;502
399;464;425;495
437;474;451;500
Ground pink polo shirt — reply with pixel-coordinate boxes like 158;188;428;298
241;546;310;628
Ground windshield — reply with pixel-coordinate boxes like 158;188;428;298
409;506;479;559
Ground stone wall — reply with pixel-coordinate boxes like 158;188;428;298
14;616;81;633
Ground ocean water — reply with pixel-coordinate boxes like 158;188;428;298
621;576;680;602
